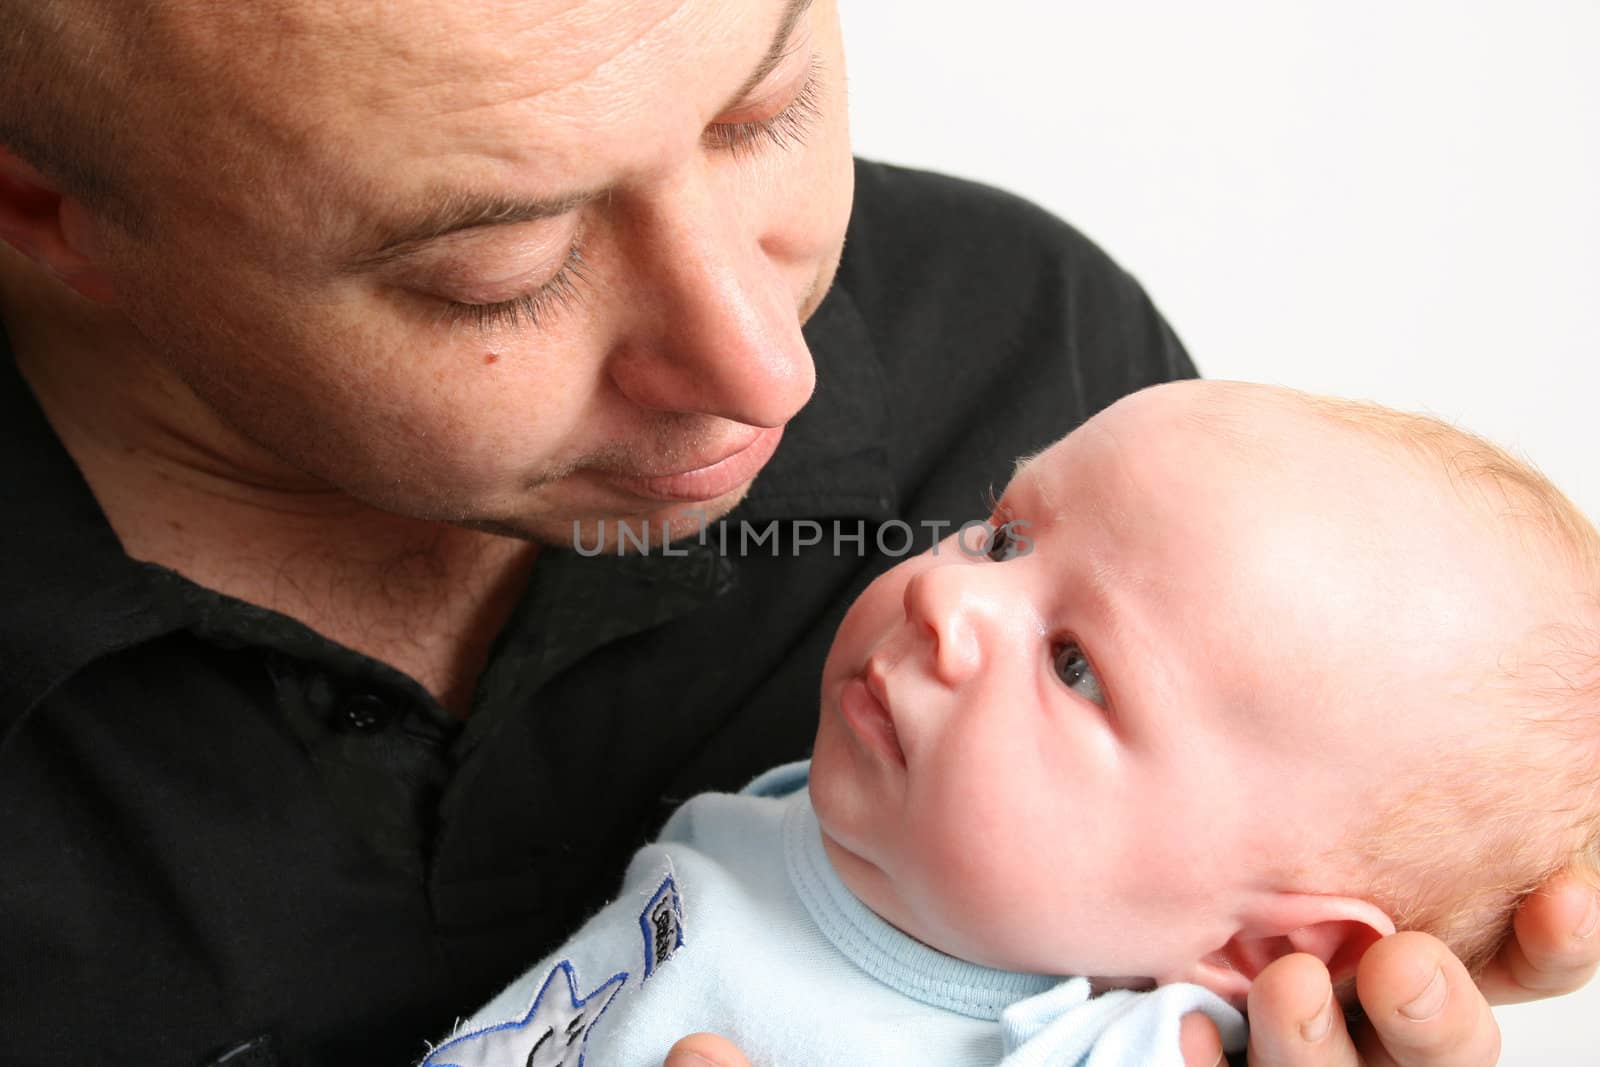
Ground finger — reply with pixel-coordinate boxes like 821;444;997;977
1245;953;1361;1067
1478;868;1600;1005
663;1032;754;1067
1354;931;1501;1067
1179;1010;1224;1067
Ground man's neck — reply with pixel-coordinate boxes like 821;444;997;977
5;281;538;717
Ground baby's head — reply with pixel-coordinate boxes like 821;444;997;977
808;378;1600;1007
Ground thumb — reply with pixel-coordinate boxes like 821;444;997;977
1180;1010;1225;1067
663;1032;754;1067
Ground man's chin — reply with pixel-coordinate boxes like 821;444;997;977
462;479;756;553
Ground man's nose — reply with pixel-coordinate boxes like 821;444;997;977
901;561;994;687
606;170;817;428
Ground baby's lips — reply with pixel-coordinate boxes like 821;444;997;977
839;673;905;768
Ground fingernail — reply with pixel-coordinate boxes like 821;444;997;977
1398;966;1447;1021
1576;890;1600;940
666;1055;722;1067
1299;991;1333;1043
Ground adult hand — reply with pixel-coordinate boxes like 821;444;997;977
665;1018;1231;1066
663;1033;752;1067
1189;870;1600;1066
662;873;1599;1067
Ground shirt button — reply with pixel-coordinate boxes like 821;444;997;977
334;692;394;734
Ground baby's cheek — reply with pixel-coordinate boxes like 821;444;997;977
899;789;1066;964
821;561;921;670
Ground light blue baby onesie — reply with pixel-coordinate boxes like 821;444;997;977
422;763;1245;1067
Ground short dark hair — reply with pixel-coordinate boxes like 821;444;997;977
1;0;151;235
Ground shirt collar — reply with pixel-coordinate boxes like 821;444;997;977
0;280;894;746
0;330;192;744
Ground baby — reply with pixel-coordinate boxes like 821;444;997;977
421;380;1600;1067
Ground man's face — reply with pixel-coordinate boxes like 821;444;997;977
808;381;1528;982
90;0;852;543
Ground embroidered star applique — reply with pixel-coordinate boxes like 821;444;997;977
424;960;626;1067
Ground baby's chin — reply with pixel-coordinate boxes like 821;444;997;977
818;841;1044;970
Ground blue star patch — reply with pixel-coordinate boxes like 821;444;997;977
423;960;626;1067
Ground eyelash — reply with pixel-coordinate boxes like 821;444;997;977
984;498;1019;562
703;56;826;159
439;243;592;334
440;59;827;336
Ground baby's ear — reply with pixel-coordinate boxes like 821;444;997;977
1181;894;1396;1003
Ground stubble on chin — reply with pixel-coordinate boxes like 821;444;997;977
459;478;756;551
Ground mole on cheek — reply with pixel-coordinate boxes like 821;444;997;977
483;351;500;365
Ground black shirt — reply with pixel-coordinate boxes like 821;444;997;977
0;160;1194;1067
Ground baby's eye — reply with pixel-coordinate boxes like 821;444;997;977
1053;641;1106;708
986;520;1022;562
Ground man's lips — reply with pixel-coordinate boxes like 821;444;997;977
839;660;906;768
595;425;784;503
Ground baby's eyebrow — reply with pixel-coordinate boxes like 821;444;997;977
1005;458;1064;522
1010;449;1045;483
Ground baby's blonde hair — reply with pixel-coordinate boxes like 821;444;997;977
1205;386;1600;981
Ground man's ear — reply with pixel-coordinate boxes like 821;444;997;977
0;146;117;303
1180;893;1396;1003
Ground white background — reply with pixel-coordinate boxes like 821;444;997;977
840;2;1600;1061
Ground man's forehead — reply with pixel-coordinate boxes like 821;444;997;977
345;0;818;260
162;0;707;105
131;0;803;252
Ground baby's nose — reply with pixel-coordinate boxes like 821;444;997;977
901;563;989;686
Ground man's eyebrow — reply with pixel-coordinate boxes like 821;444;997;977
347;188;605;269
718;0;816;115
349;0;817;269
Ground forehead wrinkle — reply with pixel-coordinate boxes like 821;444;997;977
471;0;698;112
